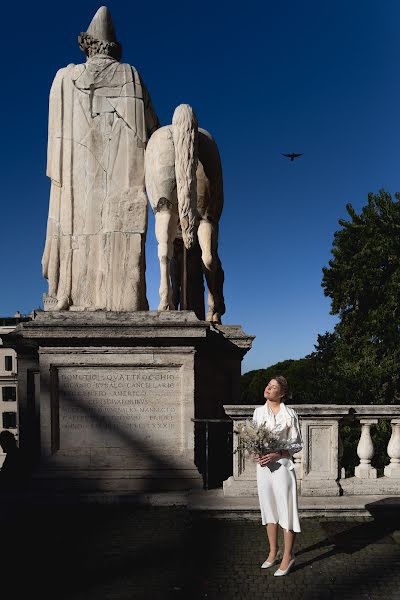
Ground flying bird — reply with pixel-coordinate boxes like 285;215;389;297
282;153;303;161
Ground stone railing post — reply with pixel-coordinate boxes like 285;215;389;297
384;419;400;478
354;419;377;479
222;409;258;496
300;416;341;496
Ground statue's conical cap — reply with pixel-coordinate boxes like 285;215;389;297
86;6;117;42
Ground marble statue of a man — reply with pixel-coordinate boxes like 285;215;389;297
42;6;159;311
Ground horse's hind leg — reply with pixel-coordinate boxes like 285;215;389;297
197;219;226;323
155;210;178;311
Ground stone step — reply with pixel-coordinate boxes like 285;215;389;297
188;489;400;518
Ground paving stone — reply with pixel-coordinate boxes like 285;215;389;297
1;504;399;599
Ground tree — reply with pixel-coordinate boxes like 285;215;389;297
304;331;347;404
240;359;315;405
322;189;400;404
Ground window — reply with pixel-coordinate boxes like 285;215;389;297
2;387;16;402
2;412;17;429
4;356;13;372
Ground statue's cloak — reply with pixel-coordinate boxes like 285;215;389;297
42;56;159;311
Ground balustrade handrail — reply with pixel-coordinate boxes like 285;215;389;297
191;418;232;423
223;404;400;419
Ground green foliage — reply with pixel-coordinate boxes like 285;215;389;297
305;331;348;404
241;359;315;405
322;189;400;404
240;369;267;405
240;333;346;405
371;419;391;475
339;419;361;477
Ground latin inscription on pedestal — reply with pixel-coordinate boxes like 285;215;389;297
57;367;181;448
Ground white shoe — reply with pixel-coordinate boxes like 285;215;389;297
274;557;295;576
261;549;282;569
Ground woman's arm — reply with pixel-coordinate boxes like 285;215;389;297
256;412;303;465
256;451;282;465
286;411;303;456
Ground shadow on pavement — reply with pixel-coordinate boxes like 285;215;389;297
293;499;400;600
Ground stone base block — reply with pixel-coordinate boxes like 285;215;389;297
341;476;400;495
223;475;301;497
384;464;400;478
189;489;400;517
223;476;258;497
354;465;377;479
301;479;341;497
32;468;203;494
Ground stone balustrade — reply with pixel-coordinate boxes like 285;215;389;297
223;405;400;498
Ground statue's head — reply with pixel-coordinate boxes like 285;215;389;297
0;430;17;453
78;6;122;61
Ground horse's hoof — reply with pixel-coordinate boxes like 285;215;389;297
158;304;176;311
55;296;69;311
206;311;222;324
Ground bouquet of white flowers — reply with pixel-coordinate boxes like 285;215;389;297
235;420;289;456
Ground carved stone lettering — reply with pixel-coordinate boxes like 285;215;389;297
57;367;180;448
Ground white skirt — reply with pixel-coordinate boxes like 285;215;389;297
256;461;301;533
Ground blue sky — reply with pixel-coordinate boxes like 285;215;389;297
1;0;400;372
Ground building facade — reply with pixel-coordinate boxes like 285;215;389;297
0;314;36;466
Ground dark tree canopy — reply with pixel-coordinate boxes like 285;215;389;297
241;359;315;405
322;190;400;404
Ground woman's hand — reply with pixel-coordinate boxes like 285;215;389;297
256;452;281;466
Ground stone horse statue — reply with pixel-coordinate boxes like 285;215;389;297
145;104;225;323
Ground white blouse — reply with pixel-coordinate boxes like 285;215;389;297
252;402;303;471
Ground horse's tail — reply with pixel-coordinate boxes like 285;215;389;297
172;104;198;249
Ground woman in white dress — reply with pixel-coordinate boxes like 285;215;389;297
253;376;303;576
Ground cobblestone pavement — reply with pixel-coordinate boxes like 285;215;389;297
2;504;400;600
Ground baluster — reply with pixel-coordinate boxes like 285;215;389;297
384;419;400;478
354;419;378;479
338;429;345;479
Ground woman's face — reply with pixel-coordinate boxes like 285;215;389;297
264;379;283;402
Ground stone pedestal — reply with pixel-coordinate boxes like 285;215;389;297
6;312;253;498
300;417;341;496
222;408;258;497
